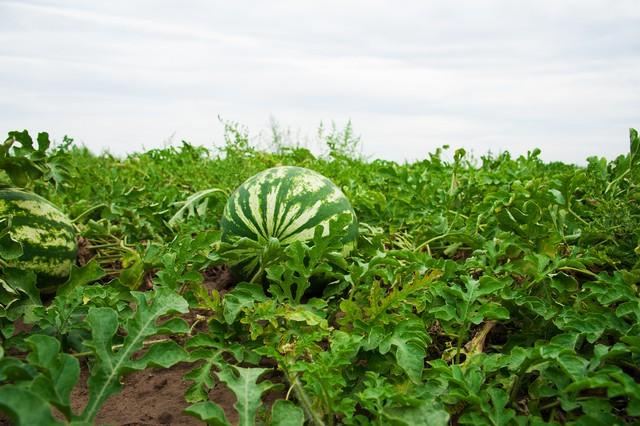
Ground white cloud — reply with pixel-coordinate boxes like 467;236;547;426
0;0;638;164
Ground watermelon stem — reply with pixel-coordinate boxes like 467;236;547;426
71;203;108;223
71;337;171;358
455;321;467;364
249;267;264;283
283;369;326;426
86;243;120;249
414;232;469;253
168;188;228;227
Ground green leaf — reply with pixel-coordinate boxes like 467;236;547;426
483;388;516;426
284;306;328;328
511;296;558;320
6;129;34;151
184;357;218;403
379;318;429;383
553;310;627;343
216;364;281;426
118;249;145;289
477;302;510;321
577;398;618;425
184;401;231;426
81;307;120;419
476;275;509;297
0;268;41;323
1;267;40;305
139;340;188;368
548;188;565;205
0;385;64;425
584;272;637;305
25;334;80;419
555;353;588;380
80;287;189;421
616;300;640;322
382;398;450;426
157;317;191;334
4;157;43;187
430;304;457;321
168;188;228;226
270;400;304;426
0;225;22;260
36;132;51;152
223;282;267;324
56;259;106;297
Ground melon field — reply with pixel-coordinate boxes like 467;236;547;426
1;126;639;425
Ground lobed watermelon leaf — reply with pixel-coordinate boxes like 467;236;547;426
80;287;189;421
185;362;282;426
0;385;65;426
217;364;281;426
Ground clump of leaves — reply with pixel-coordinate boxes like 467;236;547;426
1;126;640;425
0;130;72;189
0;285;190;424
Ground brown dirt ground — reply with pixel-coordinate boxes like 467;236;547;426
0;360;242;426
71;360;239;426
0;266;287;425
72;361;214;426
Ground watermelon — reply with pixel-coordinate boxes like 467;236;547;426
221;166;357;248
0;189;77;287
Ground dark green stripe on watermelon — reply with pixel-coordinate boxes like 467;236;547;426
9;215;76;238
16;244;77;262
221;166;358;246
0;189;77;287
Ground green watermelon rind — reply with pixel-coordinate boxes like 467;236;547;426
220;166;358;247
0;189;77;285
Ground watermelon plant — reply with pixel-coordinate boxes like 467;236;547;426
0;131;78;337
0;126;639;426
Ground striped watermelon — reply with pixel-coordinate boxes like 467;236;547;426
221;166;357;249
0;189;77;288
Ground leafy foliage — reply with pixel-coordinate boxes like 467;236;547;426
1;126;639;425
0;130;72;189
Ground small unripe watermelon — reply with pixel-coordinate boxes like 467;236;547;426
0;189;77;288
221;166;357;248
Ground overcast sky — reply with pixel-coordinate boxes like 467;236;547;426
1;1;639;164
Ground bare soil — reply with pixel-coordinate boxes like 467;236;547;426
71;361;215;426
0;360;225;426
